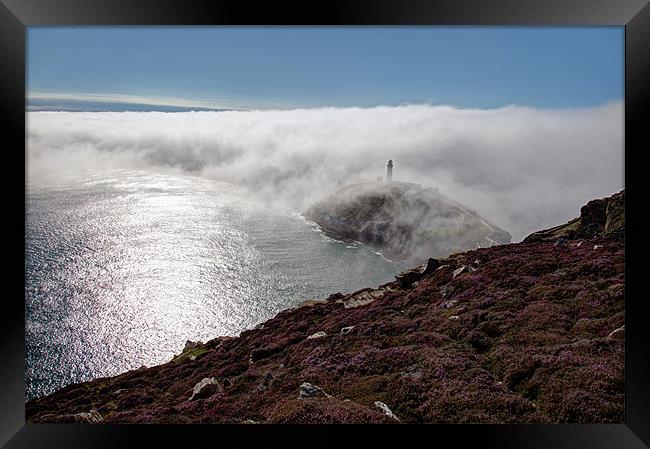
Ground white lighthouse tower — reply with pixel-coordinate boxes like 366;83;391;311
386;159;393;182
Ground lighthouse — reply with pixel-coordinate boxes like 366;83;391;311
386;159;393;182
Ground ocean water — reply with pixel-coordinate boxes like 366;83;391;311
25;170;408;401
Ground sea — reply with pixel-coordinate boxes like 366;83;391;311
25;169;409;401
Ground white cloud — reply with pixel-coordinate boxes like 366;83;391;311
28;90;259;111
27;102;624;241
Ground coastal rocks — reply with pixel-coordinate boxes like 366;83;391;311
338;287;392;308
299;382;332;399
183;340;202;352
395;258;441;288
188;377;222;401
171;339;211;362
297;298;328;308
374;401;401;422
395;269;422;289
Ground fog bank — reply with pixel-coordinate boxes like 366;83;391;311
27;102;623;241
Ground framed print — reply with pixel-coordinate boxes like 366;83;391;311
1;0;649;447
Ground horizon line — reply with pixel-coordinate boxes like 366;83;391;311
27;90;623;113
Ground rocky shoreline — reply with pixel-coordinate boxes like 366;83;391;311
26;191;624;424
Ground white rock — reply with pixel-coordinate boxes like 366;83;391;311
448;315;460;320
188;377;222;401
452;266;467;279
298;382;331;399
307;331;327;339
374;401;401;422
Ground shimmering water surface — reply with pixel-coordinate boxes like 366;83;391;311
26;170;408;400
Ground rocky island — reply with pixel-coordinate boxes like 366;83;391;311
26;191;624;424
304;181;511;262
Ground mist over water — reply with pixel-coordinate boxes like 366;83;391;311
25;104;623;400
28;103;623;241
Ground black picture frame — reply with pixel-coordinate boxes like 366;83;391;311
2;1;648;447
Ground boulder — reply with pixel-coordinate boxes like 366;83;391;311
188;377;222;401
374;401;401;422
395;258;440;288
298;382;331;399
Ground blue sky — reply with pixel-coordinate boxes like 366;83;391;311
27;27;623;111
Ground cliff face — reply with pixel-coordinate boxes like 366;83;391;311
524;190;624;242
304;182;511;262
26;191;624;424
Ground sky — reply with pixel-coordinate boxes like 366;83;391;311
27;27;623;111
26;27;624;241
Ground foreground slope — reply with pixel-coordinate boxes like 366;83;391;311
26;191;624;424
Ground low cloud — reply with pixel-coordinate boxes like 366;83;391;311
27;102;623;241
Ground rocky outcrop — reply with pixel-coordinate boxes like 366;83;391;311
188;378;222;401
26;191;624;424
395;257;441;289
374;401;401;422
298;382;332;399
304;182;511;262
524;190;624;243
